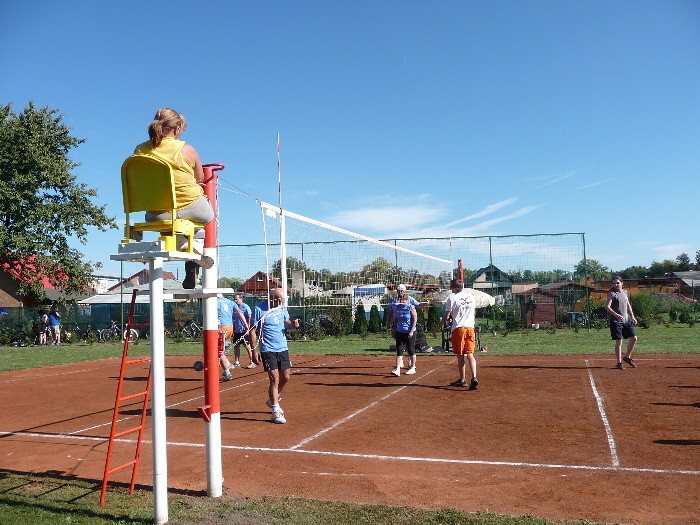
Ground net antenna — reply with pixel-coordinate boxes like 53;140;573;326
277;133;288;309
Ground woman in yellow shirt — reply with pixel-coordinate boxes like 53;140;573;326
135;108;214;288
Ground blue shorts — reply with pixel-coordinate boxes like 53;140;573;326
260;350;292;372
609;319;636;340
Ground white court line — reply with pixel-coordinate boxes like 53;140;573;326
585;359;619;467
0;365;107;384
290;364;445;450
3;430;699;477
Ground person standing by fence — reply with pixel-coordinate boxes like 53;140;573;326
605;277;638;369
48;302;61;346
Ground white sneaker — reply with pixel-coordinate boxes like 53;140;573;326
245;362;257;369
221;371;232;382
232;362;241;368
391;368;400;376
266;396;282;409
271;408;286;424
406;367;416;375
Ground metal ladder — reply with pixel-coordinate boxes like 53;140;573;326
100;289;152;506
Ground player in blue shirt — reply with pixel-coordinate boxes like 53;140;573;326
217;296;249;381
232;293;256;369
249;287;299;424
386;284;422;371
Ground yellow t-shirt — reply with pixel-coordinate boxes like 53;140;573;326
134;137;203;209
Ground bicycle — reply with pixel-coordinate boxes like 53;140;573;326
0;324;30;347
100;320;138;343
181;319;203;340
65;323;95;343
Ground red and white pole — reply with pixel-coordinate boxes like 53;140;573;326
200;163;225;498
458;258;464;282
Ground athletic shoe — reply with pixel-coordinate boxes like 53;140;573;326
221;371;232;382
245;362;257;369
468;378;479;391
616;362;624;370
391;368;401;376
266;396;282;409
623;357;637;368
232;362;241;368
405;367;416;375
271;408;286;424
182;261;198;289
451;379;467;387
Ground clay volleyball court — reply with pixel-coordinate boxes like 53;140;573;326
0;353;698;524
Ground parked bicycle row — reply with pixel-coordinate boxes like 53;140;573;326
0;319;205;347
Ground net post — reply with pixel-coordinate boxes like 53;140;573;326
201;163;224;498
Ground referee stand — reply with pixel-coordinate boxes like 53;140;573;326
106;162;230;525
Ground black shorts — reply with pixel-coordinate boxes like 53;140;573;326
609;319;636;340
260;350;292;372
395;331;416;356
233;332;250;345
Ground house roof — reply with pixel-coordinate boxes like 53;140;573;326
238;271;283;295
672;271;700;287
81;279;189;304
108;269;177;292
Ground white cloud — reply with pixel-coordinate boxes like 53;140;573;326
327;205;446;233
528;170;576;187
649;243;691;261
576;178;615;190
443;197;518;228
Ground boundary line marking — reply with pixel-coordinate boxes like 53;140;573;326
2;430;698;477
585;359;619;467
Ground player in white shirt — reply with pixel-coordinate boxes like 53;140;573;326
433;279;478;390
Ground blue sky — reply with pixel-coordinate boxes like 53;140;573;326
2;1;699;278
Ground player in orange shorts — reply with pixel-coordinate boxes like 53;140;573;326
433;279;479;390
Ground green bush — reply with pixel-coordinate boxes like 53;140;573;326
669;307;678;322
630;292;654;325
335;307;353;336
679;309;691;324
427;304;441;332
368;305;382;333
353;304;368;335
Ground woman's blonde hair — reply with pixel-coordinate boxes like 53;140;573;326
148;108;187;147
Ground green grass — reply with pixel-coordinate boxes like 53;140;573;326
1;323;697;373
0;471;607;525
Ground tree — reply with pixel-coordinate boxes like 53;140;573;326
676;253;691;271
353;303;368;335
574;259;611;282
619;266;648;279
270;256;310;278
696;250;700;270
647;259;677;278
0;102;116;300
218;276;243;290
367;304;382;333
427;303;441;332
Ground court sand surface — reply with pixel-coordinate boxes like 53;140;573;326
1;353;698;524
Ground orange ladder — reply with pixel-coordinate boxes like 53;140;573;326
100;290;152;506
